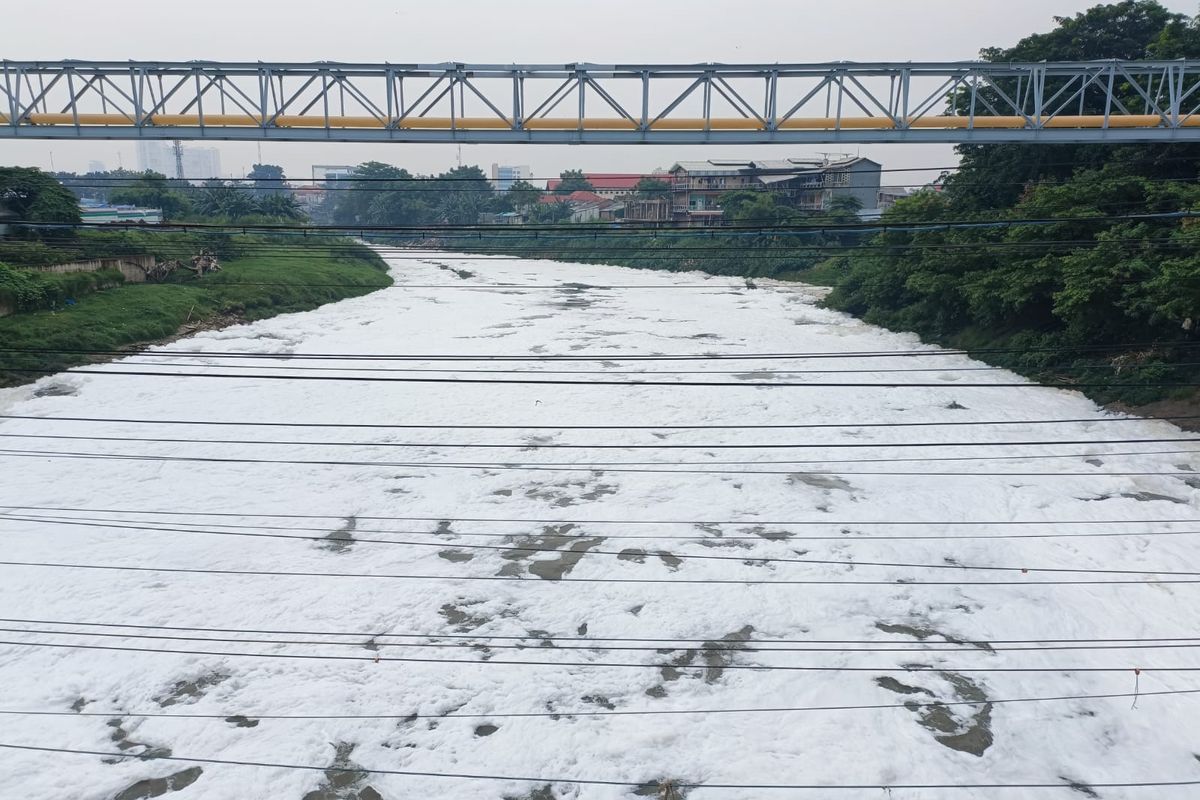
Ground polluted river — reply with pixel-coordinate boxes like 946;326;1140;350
1;250;1199;798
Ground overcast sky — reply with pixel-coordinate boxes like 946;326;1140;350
5;0;1198;184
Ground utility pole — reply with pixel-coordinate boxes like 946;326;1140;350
172;140;185;179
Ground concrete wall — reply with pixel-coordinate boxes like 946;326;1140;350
35;255;155;284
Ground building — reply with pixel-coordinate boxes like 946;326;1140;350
312;165;357;182
86;160;106;174
490;164;532;191
79;203;162;224
877;187;911;213
135;141;221;180
545;173;666;200
664;157;882;224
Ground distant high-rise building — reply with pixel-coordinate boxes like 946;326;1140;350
136;141;220;179
87;160;106;174
490;163;532;191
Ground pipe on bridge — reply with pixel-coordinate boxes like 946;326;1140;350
1;113;1192;131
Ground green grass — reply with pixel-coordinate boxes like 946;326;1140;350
0;244;390;386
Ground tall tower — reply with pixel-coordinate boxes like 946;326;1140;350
172;141;185;179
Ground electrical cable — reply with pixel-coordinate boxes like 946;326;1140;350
6;514;1200;576
4;741;1199;791
2;558;1199;586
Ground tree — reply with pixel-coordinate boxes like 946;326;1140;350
529;200;573;223
635;178;671;199
256;193;305;220
247;163;287;196
430;164;493;224
193;185;257;219
554;169;593;194
0;167;81;225
507;179;543;209
331;162;415;225
108;172;193;221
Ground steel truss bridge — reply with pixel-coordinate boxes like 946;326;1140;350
4;60;1200;144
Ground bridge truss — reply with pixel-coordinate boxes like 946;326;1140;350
4;59;1200;144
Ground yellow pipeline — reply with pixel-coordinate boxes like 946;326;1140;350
6;112;1200;130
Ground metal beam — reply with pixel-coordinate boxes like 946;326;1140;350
3;59;1200;144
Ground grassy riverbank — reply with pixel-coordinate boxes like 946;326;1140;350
0;241;390;386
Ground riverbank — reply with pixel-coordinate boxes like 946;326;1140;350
0;242;390;386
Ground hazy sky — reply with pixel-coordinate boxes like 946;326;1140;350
5;0;1198;184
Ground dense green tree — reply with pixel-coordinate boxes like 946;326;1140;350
507;179;543;209
635;178;671;199
109;172;192;221
247;163;287;196
256;193;305;220
529;200;574;223
0;167;81;225
553;169;594;194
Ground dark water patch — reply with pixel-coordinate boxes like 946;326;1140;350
629;604;644;616
618;548;647;563
524;475;618;507
1060;777;1100;798
497;525;605;580
634;778;690;798
944;400;967;410
321;516;358;553
689;333;722;340
105;717;172;762
788;473;854;492
653;626;755;690
440;600;514;632
504;786;557;800
113;768;203;800
70;696;89;712
1083;491;1188;504
577;622;588;634
224;715;258;728
492;489;514;496
301;742;382;800
32;382;78;397
747;526;794;542
474;723;498;737
438;550;474;562
1085;458;1104;467
582;694;616;709
732;371;778;381
154;671;229;707
523;630;557;648
876;671;993;756
1177;476;1200;490
877;622;993;652
435;263;475;280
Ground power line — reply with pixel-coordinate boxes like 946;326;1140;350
4;741;1199;791
7;515;1198;576
6;504;1194;526
1;636;1198;669
1;446;1195;476
11;625;1200;653
6;340;1196;362
2;558;1198;586
2;439;1196;467
0;686;1193;720
17;208;1200;233
11;511;1200;543
3;412;1196;431
5;431;1197;450
9;615;1198;646
7;366;1198;388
